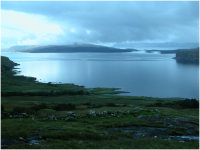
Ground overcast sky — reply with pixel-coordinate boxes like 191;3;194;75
1;1;199;48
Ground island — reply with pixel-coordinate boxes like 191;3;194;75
173;48;199;63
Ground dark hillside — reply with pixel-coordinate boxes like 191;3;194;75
1;56;20;79
174;48;199;62
3;44;134;53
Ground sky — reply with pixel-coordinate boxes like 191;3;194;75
1;1;199;49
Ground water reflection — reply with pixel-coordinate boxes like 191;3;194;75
175;59;199;66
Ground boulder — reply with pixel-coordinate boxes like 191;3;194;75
67;111;76;117
87;110;96;117
96;111;100;116
117;114;122;118
103;111;107;117
123;111;129;115
116;110;123;114
111;113;116;117
48;115;57;120
76;114;82;118
107;110;114;114
20;113;27;118
65;116;74;121
134;107;143;113
129;110;135;114
67;111;74;116
155;109;160;113
19;137;23;141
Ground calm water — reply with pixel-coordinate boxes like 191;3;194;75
2;52;199;100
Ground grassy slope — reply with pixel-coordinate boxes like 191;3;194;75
1;56;199;149
1;56;88;95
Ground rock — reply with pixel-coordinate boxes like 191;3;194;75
117;114;122;117
65;116;74;121
87;110;96;117
116;110;123;114
107;110;114;114
67;111;74;116
48;115;57;120
155;109;160;113
96;111;103;117
134;107;143;113
129;110;135;114
154;114;161;117
76;114;82;118
137;115;143;119
137;115;154;122
168;124;174;129
111;113;116;117
123;111;129;115
21;113;27;117
13;115;18;118
19;137;23;141
103;111;107;117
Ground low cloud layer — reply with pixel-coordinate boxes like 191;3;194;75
1;1;199;48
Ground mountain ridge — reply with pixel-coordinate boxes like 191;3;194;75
4;44;137;53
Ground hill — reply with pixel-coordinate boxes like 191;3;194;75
174;48;199;62
3;44;136;53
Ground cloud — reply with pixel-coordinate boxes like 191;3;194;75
1;1;199;48
1;10;64;47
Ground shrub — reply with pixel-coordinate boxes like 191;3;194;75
11;106;36;115
83;102;92;106
77;90;83;95
25;107;36;115
166;129;183;136
52;103;76;111
146;98;199;109
176;98;199;109
48;82;52;86
153;102;162;107
11;107;26;115
87;104;104;108
107;103;118;107
31;103;48;111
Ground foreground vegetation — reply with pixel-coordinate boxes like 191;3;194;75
1;56;199;149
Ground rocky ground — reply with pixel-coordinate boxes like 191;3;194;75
1;107;199;148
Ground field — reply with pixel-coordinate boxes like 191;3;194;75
1;56;199;149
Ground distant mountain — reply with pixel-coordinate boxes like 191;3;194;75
5;44;137;53
8;45;38;50
113;42;199;50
